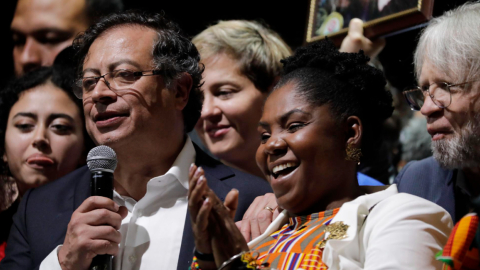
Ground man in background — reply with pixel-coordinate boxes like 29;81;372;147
10;0;123;76
395;2;480;224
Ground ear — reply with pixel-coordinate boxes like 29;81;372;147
173;73;193;111
345;116;362;148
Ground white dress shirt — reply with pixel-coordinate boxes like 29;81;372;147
40;138;195;270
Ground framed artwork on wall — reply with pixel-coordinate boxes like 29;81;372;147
305;0;434;44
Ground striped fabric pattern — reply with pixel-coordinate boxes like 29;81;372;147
436;213;480;270
250;208;339;270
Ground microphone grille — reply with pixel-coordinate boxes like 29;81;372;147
87;145;117;172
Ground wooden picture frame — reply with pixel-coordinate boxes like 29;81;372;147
305;0;434;45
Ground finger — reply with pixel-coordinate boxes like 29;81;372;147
196;197;212;232
88;225;122;244
247;194;275;237
259;193;277;214
188;164;199;198
348;18;364;38
240;218;252;242
249;217;261;241
272;208;280;221
81;209;124;230
118;206;128;219
189;174;208;222
239;196;264;242
242;196;262;220
77;196;119;213
257;208;272;235
340;18;364;53
224;189;239;220
88;239;120;257
235;220;242;231
207;188;230;216
189;163;197;180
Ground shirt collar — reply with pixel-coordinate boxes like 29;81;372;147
159;136;195;190
351;184;399;210
113;137;195;203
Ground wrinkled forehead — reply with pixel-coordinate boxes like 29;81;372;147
419;56;480;95
83;25;158;71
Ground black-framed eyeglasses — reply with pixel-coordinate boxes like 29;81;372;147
74;69;162;99
403;80;477;111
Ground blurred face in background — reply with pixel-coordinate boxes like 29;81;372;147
195;53;267;169
4;83;85;195
11;0;89;76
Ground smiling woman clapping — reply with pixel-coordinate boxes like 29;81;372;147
187;40;453;270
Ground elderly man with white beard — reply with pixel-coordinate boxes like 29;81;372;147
396;2;480;224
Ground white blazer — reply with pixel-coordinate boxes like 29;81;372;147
249;185;453;270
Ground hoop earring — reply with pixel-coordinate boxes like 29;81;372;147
345;143;362;165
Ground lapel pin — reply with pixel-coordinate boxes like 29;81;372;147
319;221;349;249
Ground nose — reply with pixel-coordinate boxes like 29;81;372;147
17;37;42;74
420;94;442;117
264;135;287;156
90;78;117;104
200;95;222;122
32;125;50;151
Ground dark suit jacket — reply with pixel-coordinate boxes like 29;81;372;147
394;156;462;222
0;145;272;270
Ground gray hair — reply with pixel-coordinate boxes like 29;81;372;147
414;1;480;83
193;20;292;92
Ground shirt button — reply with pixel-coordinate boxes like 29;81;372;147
129;254;137;263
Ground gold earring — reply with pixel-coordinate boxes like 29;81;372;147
345;143;362;165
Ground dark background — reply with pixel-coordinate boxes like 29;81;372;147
0;0;469;91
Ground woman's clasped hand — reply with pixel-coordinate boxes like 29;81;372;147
188;164;249;269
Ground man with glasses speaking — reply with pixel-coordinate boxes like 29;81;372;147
0;11;271;270
396;2;480;224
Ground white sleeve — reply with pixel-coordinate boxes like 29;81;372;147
39;245;63;270
362;193;453;270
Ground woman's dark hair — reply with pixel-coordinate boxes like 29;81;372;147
275;39;393;162
73;10;203;132
0;48;95;182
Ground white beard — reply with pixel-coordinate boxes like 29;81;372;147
432;115;480;169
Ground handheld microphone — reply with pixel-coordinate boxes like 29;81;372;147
87;145;118;270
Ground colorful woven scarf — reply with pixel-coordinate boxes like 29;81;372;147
436;213;480;270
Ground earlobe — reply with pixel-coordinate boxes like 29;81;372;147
345;116;362;147
174;73;193;110
2;153;7;164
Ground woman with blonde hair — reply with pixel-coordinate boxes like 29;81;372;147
193;20;292;178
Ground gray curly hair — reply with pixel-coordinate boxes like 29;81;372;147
414;1;480;84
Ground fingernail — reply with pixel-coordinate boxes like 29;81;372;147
114;203;120;211
189;163;195;173
194;167;202;178
198;175;205;185
204;197;209;204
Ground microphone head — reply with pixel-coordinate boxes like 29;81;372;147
87;145;117;173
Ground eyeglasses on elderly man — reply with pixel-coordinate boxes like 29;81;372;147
403;80;480;111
